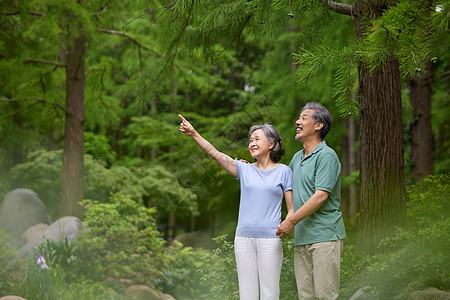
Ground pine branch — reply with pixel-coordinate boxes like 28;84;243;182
96;29;162;56
85;67;106;79
122;0;180;28
23;59;65;67
0;98;69;114
3;11;45;17
326;1;353;16
217;15;252;56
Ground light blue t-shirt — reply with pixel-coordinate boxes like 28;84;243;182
235;160;293;238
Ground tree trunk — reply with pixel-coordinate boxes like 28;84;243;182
60;18;86;218
409;57;434;182
341;117;359;220
354;0;407;253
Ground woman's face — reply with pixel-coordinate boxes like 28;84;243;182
248;129;273;159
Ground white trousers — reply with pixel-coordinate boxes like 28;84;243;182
234;236;283;300
294;239;343;300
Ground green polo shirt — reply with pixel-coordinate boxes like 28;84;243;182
289;141;346;246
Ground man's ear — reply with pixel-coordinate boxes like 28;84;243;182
315;122;324;131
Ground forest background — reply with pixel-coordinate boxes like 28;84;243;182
0;0;449;299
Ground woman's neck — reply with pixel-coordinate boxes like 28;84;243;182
254;155;278;171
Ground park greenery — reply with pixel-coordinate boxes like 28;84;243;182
0;0;449;299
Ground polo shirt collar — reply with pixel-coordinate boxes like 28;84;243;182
302;141;327;160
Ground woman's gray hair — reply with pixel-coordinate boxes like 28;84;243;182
301;102;332;140
248;123;285;162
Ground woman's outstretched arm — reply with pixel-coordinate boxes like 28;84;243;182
179;114;238;177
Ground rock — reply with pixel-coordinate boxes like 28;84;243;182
160;294;176;300
0;296;28;300
409;287;450;300
173;231;209;248
125;285;161;300
22;223;49;242
18;216;87;258
0;188;51;248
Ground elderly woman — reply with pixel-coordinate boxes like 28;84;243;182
179;114;293;300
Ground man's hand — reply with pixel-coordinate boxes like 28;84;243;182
276;219;295;238
236;159;250;163
179;114;196;136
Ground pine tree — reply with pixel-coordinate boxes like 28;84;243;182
138;0;447;252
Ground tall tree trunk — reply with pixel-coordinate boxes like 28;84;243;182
341;117;359;220
409;59;434;182
60;16;86;218
354;0;407;253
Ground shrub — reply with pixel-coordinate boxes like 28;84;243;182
0;230;24;294
73;192;167;290
197;235;239;299
340;174;450;299
162;241;209;299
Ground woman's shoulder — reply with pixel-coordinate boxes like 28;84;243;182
277;163;292;173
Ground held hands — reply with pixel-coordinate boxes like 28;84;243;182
276;218;295;239
178;114;197;136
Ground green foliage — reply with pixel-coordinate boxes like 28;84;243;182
74;193;166;288
84;132;116;166
0;192;209;299
0;230;24;294
0;233;118;299
9;149;198;219
197;235;239;299
163;241;209;299
341;174;450;299
279;239;298;300
17;254;119;300
37;238;76;275
407;174;450;225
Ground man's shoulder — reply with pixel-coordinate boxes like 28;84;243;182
291;150;304;160
317;143;339;158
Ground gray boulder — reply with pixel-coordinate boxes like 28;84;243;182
0;188;51;248
173;231;210;248
125;285;161;300
22;223;49;243
18;216;87;258
160;294;176;300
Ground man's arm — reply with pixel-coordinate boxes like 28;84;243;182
276;190;328;238
179;114;237;177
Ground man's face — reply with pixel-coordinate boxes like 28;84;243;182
295;109;321;142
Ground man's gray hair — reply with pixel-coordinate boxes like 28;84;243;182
248;124;285;162
301;102;332;140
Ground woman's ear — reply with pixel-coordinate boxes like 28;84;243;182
269;142;275;150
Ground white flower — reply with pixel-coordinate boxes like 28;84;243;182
36;254;48;270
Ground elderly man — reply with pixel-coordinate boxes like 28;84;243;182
277;102;346;300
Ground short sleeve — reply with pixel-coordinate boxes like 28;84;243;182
282;166;293;192
315;153;340;192
235;159;241;180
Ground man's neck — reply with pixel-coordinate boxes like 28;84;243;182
302;137;322;157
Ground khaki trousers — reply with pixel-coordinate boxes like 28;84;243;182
294;239;343;300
